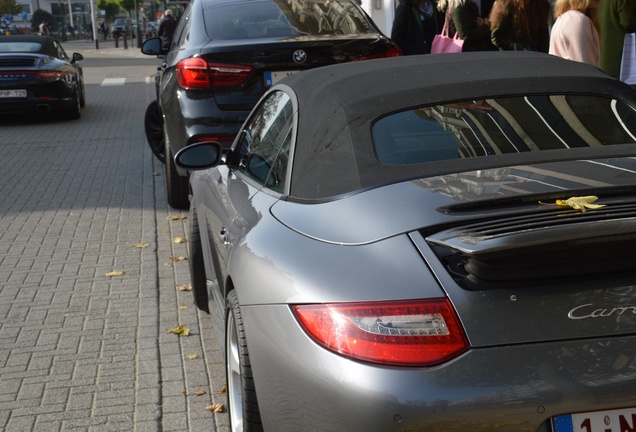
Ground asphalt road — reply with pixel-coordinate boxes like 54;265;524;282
0;38;229;432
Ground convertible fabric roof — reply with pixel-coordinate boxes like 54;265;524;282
276;51;636;201
0;35;59;57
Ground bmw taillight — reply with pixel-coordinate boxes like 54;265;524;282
353;46;403;61
293;299;469;367
189;135;235;148
176;58;253;89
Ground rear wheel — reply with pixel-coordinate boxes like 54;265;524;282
65;89;81;120
226;291;263;432
189;201;209;313
144;100;165;163
164;139;190;209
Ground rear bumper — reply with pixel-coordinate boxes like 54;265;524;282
0;96;76;114
242;304;636;432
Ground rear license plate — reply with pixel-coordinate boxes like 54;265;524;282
553;407;636;432
0;89;27;98
264;71;300;87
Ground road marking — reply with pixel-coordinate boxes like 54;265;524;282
101;78;126;86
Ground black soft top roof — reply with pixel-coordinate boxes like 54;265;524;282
277;51;636;201
0;35;59;57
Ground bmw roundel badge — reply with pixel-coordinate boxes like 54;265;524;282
293;50;307;64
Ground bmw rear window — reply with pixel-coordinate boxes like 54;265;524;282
205;0;372;40
372;95;636;166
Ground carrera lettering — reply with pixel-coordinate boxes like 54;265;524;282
568;304;636;320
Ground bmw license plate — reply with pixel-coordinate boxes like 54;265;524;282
265;71;300;87
553;407;636;432
0;89;26;98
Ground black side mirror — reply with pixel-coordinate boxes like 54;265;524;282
72;53;83;63
141;37;166;57
175;142;224;170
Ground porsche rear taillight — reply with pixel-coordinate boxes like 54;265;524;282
37;70;68;80
293;299;469;367
176;58;253;89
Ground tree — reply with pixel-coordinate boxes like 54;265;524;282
97;0;121;22
31;9;55;33
0;0;22;17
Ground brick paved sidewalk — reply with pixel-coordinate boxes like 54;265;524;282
0;49;228;431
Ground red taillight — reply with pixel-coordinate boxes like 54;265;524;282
176;58;253;89
189;135;236;147
37;70;68;80
353;46;403;62
293;299;469;367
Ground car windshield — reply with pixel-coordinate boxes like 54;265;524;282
206;0;372;39
372;95;636;166
0;42;42;53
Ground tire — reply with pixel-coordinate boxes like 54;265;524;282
65;89;81;120
226;291;263;432
189;201;209;313
144;100;165;163
164;139;190;209
79;81;86;108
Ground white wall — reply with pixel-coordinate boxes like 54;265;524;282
360;0;395;37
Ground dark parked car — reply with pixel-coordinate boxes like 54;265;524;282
0;35;85;119
174;51;636;431
112;18;134;39
142;0;401;209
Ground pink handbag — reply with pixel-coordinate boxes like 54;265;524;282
431;11;464;54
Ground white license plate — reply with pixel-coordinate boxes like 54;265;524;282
0;89;27;98
553;407;636;432
264;70;300;87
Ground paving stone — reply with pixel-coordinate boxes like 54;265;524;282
0;40;228;431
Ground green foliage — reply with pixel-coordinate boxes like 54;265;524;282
31;9;55;32
97;0;121;21
119;0;136;15
0;0;22;16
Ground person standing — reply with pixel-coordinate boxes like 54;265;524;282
158;9;177;50
598;0;636;79
436;0;495;51
100;20;108;40
549;0;600;66
38;20;49;36
392;0;443;55
489;0;551;52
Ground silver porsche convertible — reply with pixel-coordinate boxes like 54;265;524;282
175;52;636;432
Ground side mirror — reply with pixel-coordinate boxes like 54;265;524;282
141;37;165;57
72;52;83;63
175;142;224;170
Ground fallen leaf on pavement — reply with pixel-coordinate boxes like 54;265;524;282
170;256;188;261
176;284;192;291
185;354;199;360
105;271;125;277
166;325;190;336
206;404;225;413
194;391;207;396
174;237;187;244
167;215;187;221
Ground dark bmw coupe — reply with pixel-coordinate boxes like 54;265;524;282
142;0;401;208
0;35;85;119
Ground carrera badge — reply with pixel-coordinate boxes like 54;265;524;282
293;50;307;64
